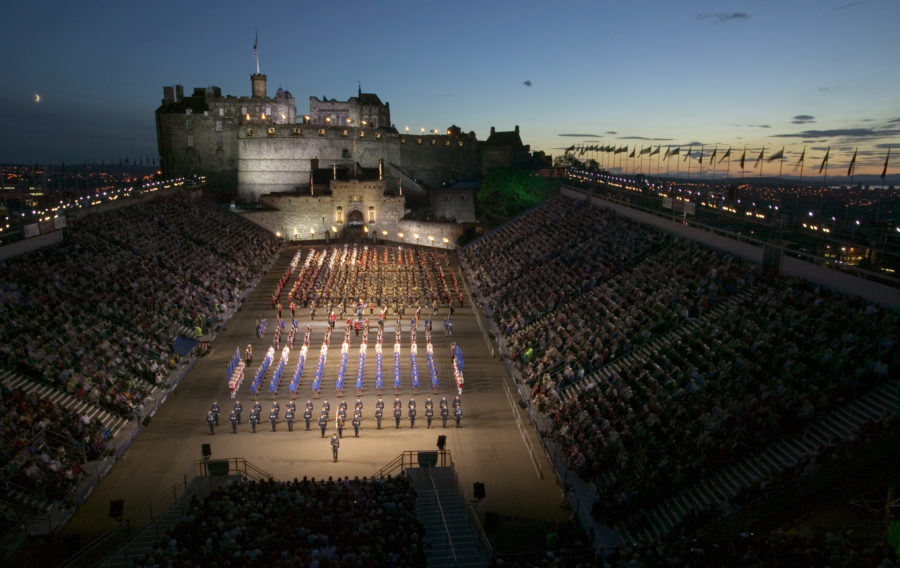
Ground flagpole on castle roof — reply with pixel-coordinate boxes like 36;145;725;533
254;29;260;75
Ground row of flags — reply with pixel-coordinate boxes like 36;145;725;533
564;144;892;179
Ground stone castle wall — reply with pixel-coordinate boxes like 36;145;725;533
238;180;460;248
236;125;482;203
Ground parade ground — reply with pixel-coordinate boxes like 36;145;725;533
61;243;569;551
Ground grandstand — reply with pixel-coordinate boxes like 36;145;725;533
2;184;898;566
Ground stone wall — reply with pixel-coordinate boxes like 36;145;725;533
238;195;460;249
429;187;477;223
237;126;482;203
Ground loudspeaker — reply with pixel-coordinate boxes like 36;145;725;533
207;460;230;476
473;482;486;500
436;435;447;451
201;443;211;458
417;451;438;468
108;499;124;519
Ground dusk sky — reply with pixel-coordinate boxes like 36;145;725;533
2;0;898;177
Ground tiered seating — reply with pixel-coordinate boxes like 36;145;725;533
0;192;280;420
0;383;112;510
463;194;899;543
129;476;426;567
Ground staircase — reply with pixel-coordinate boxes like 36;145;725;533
0;368;133;440
406;466;490;568
97;476;233;568
616;380;900;544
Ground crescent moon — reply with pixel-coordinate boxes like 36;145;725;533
34;93;41;103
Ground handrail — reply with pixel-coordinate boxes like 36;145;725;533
59;519;130;568
373;454;404;479
426;466;458;566
373;450;453;479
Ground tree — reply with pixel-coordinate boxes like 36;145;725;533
476;167;557;225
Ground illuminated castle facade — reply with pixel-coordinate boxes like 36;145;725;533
156;73;532;205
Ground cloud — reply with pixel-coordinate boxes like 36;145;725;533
523;80;532;87
558;133;601;137
619;136;674;141
774;128;900;139
837;0;867;9
606;131;617;135
875;143;898;149
888;118;900;124
792;115;815;124
818;86;832;92
750;124;771;129
697;12;749;23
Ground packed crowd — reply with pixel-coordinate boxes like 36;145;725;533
0;384;110;505
593;529;898;568
0;192;281;418
464;194;898;538
129;475;426;567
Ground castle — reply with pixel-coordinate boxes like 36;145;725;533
155;73;534;205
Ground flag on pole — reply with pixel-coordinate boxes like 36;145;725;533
629;148;635;158
709;146;717;164
683;146;692;162
739;148;746;170
668;147;680;159
698;146;704;165
754;147;765;167
847;147;857;177
882;148;891;180
650;145;660;156
767;147;784;161
719;147;731;163
664;146;671;158
640;145;652;155
819;147;830;174
797;146;806;167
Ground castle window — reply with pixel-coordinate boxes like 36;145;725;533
341;129;349;137
241;106;247;115
431;139;436;145
458;141;464;148
216;135;224;150
215;120;223;132
247;128;253;136
376;132;382;140
401;137;407;144
445;140;451;146
336;206;343;223
187;135;194;147
186;108;192;115
219;108;225;117
265;106;271;117
417;138;422;145
359;130;365;138
318;129;326;136
368;206;375;223
185;119;193;130
293;127;301;135
267;127;276;135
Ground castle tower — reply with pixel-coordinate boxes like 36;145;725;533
251;73;267;99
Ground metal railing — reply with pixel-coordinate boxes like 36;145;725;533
372;450;453;479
